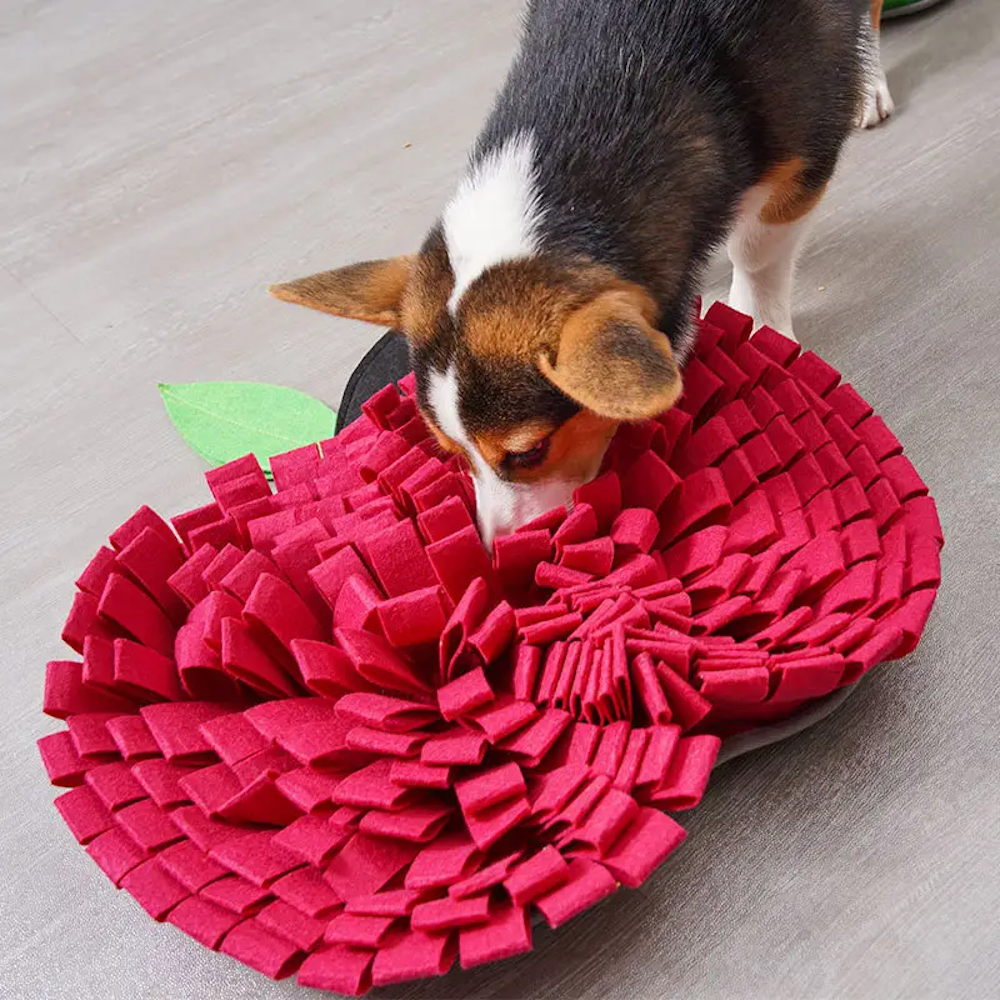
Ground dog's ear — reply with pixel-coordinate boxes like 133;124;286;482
538;288;683;421
269;255;415;327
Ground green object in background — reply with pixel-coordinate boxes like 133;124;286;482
884;0;947;17
158;381;337;478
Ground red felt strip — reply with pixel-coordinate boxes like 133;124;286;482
332;758;418;811
219;919;304;979
632;652;672;724
372;928;458;986
455;762;526;816
503;846;569;906
243;572;323;655
401;831;481;891
335;630;434;697
421;729;488;767
121;859;190;921
325;911;398;948
167;544;218;608
115;527;187;620
378;585;451;649
54;785;113;843
86;828;149;886
343;888;425;918
499;709;572;767
168;896;244;951
272;815;350;867
200;711;269;766
568;787;639;856
655;664;712;731
534;858;617;929
326;833;422;898
752;325;801;366
437;667;494;721
677;356;725;420
610;508;660;554
336;690;438;732
309;544;378;614
645;735;720;809
38;731;90;787
113;637;183;703
116;798;185;853
411;893;491;932
106;715;160;761
132;757;192;809
468;696;539;744
416;495;474;543
359;800;454;842
345;725;425;758
468;600;516;663
332;574;383;633
98;573;175;657
256;898;327;951
297;945;374;997
459;902;531;969
590;719;632;778
210;831;306;888
360;520;437;598
141;701;228;762
519;612;584;645
611;727;651;792
158;841;229;893
602;806;687;888
76;546;119;597
553;503;600;548
85;760;147;810
389;759;454;790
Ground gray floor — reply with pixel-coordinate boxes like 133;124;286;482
2;1;999;998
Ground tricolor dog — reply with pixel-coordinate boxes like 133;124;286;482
272;0;893;543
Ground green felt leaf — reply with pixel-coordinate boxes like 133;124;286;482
158;381;337;475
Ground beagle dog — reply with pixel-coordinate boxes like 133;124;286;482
272;0;893;544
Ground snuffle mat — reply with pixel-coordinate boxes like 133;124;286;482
38;302;942;995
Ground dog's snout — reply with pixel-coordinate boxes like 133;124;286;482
472;470;577;548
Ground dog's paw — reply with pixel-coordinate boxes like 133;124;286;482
857;68;895;129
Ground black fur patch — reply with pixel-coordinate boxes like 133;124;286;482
468;0;868;347
413;0;868;437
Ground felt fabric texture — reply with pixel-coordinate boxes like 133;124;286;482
37;302;942;994
333;329;878;763
159;382;337;476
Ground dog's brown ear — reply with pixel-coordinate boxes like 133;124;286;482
269;255;415;327
538;289;683;421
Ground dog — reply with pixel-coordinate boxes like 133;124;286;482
271;0;894;544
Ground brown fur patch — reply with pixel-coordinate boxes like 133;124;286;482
473;422;555;469
470;412;617;486
758;158;829;226
522;410;618;486
426;407;614;489
870;0;883;31
425;418;465;462
269;256;415;326
538;287;682;421
456;257;628;361
399;235;455;343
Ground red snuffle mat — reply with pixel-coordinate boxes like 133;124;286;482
39;303;942;995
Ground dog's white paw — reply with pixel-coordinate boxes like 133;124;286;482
858;68;895;129
729;270;796;341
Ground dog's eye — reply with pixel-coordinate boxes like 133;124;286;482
504;437;551;471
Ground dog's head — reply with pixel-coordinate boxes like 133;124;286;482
270;230;682;544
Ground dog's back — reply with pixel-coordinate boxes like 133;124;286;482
272;0;877;541
472;0;869;348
